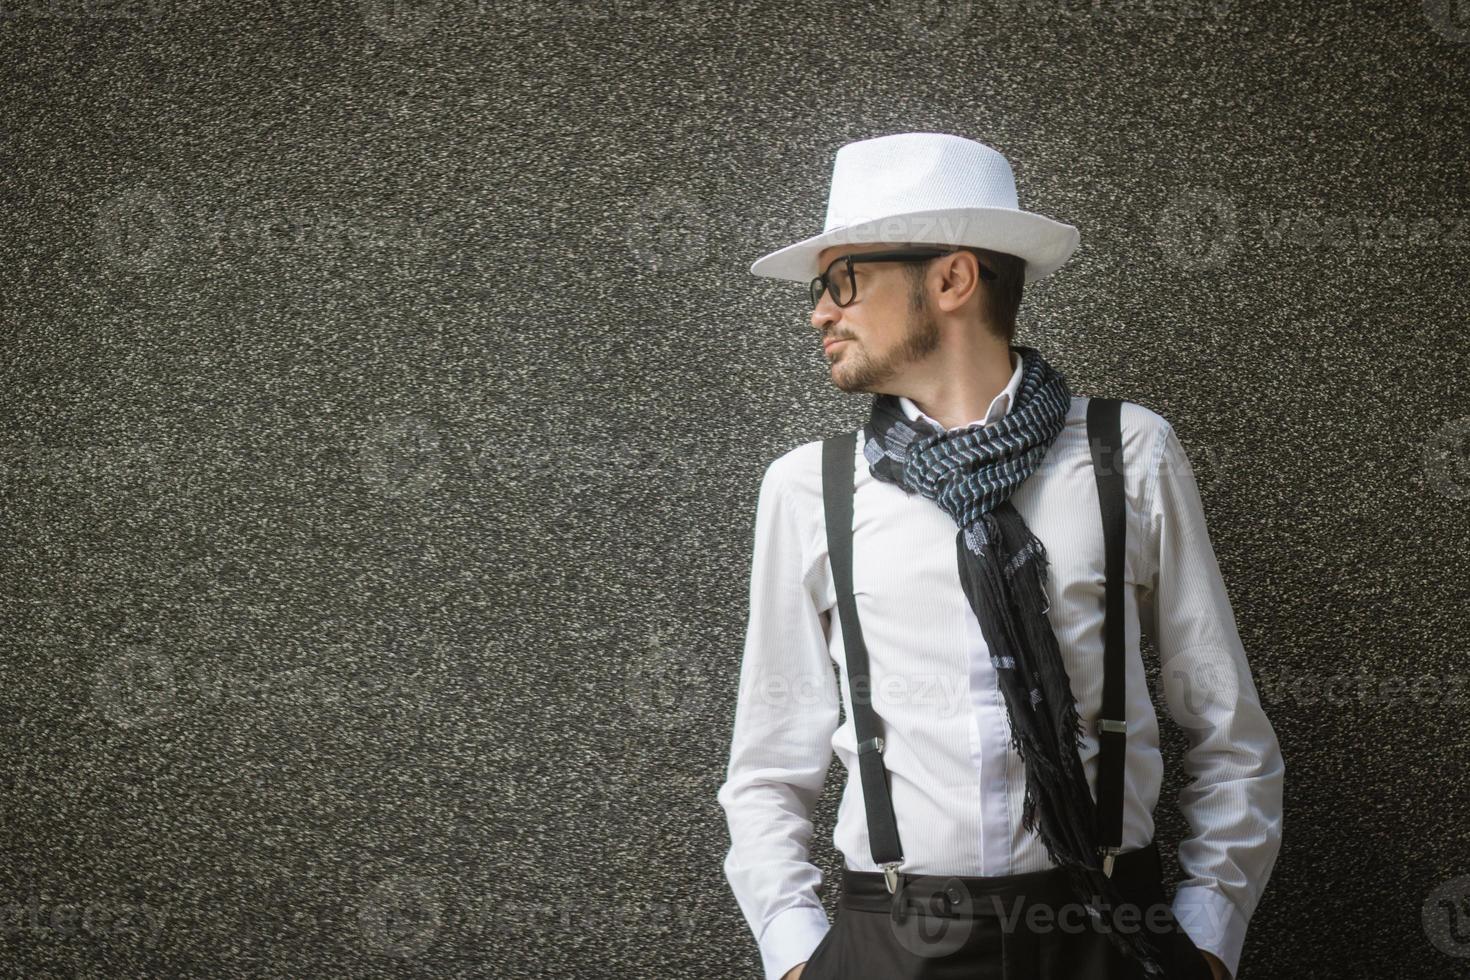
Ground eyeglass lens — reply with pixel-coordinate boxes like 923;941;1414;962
811;261;854;307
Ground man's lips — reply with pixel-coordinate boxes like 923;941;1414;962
823;337;851;352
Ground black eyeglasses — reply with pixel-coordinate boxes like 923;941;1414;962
809;247;996;308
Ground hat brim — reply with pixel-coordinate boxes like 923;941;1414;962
749;207;1080;285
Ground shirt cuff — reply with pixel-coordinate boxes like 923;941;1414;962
1172;885;1247;980
758;904;831;980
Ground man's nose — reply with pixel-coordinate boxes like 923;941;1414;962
811;292;837;332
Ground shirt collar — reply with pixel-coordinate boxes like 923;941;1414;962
898;349;1024;432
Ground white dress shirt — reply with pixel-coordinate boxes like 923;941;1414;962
717;351;1284;980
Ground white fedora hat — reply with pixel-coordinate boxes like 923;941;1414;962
750;132;1080;285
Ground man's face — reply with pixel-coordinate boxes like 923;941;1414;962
811;242;940;395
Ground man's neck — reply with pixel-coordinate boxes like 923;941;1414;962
899;347;1021;431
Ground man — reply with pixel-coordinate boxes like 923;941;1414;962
717;133;1283;980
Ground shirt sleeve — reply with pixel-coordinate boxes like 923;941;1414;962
716;456;842;980
1137;421;1286;980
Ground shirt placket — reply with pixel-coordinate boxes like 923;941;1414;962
963;599;1012;876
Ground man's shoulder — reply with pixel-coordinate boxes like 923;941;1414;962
1068;392;1170;428
1067;395;1174;466
761;434;841;504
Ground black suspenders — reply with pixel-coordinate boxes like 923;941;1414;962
821;429;905;893
1087;396;1129;877
819;397;1129;890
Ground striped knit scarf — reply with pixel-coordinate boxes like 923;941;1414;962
863;343;1166;977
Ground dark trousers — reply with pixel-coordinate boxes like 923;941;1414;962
800;841;1215;980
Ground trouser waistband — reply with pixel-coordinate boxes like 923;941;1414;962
838;840;1164;917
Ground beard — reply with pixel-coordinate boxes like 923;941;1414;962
828;285;941;394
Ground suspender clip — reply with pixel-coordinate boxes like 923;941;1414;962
1100;845;1121;878
858;737;885;755
1097;718;1126;734
881;861;902;895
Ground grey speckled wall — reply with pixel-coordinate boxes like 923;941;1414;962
1;0;1467;977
